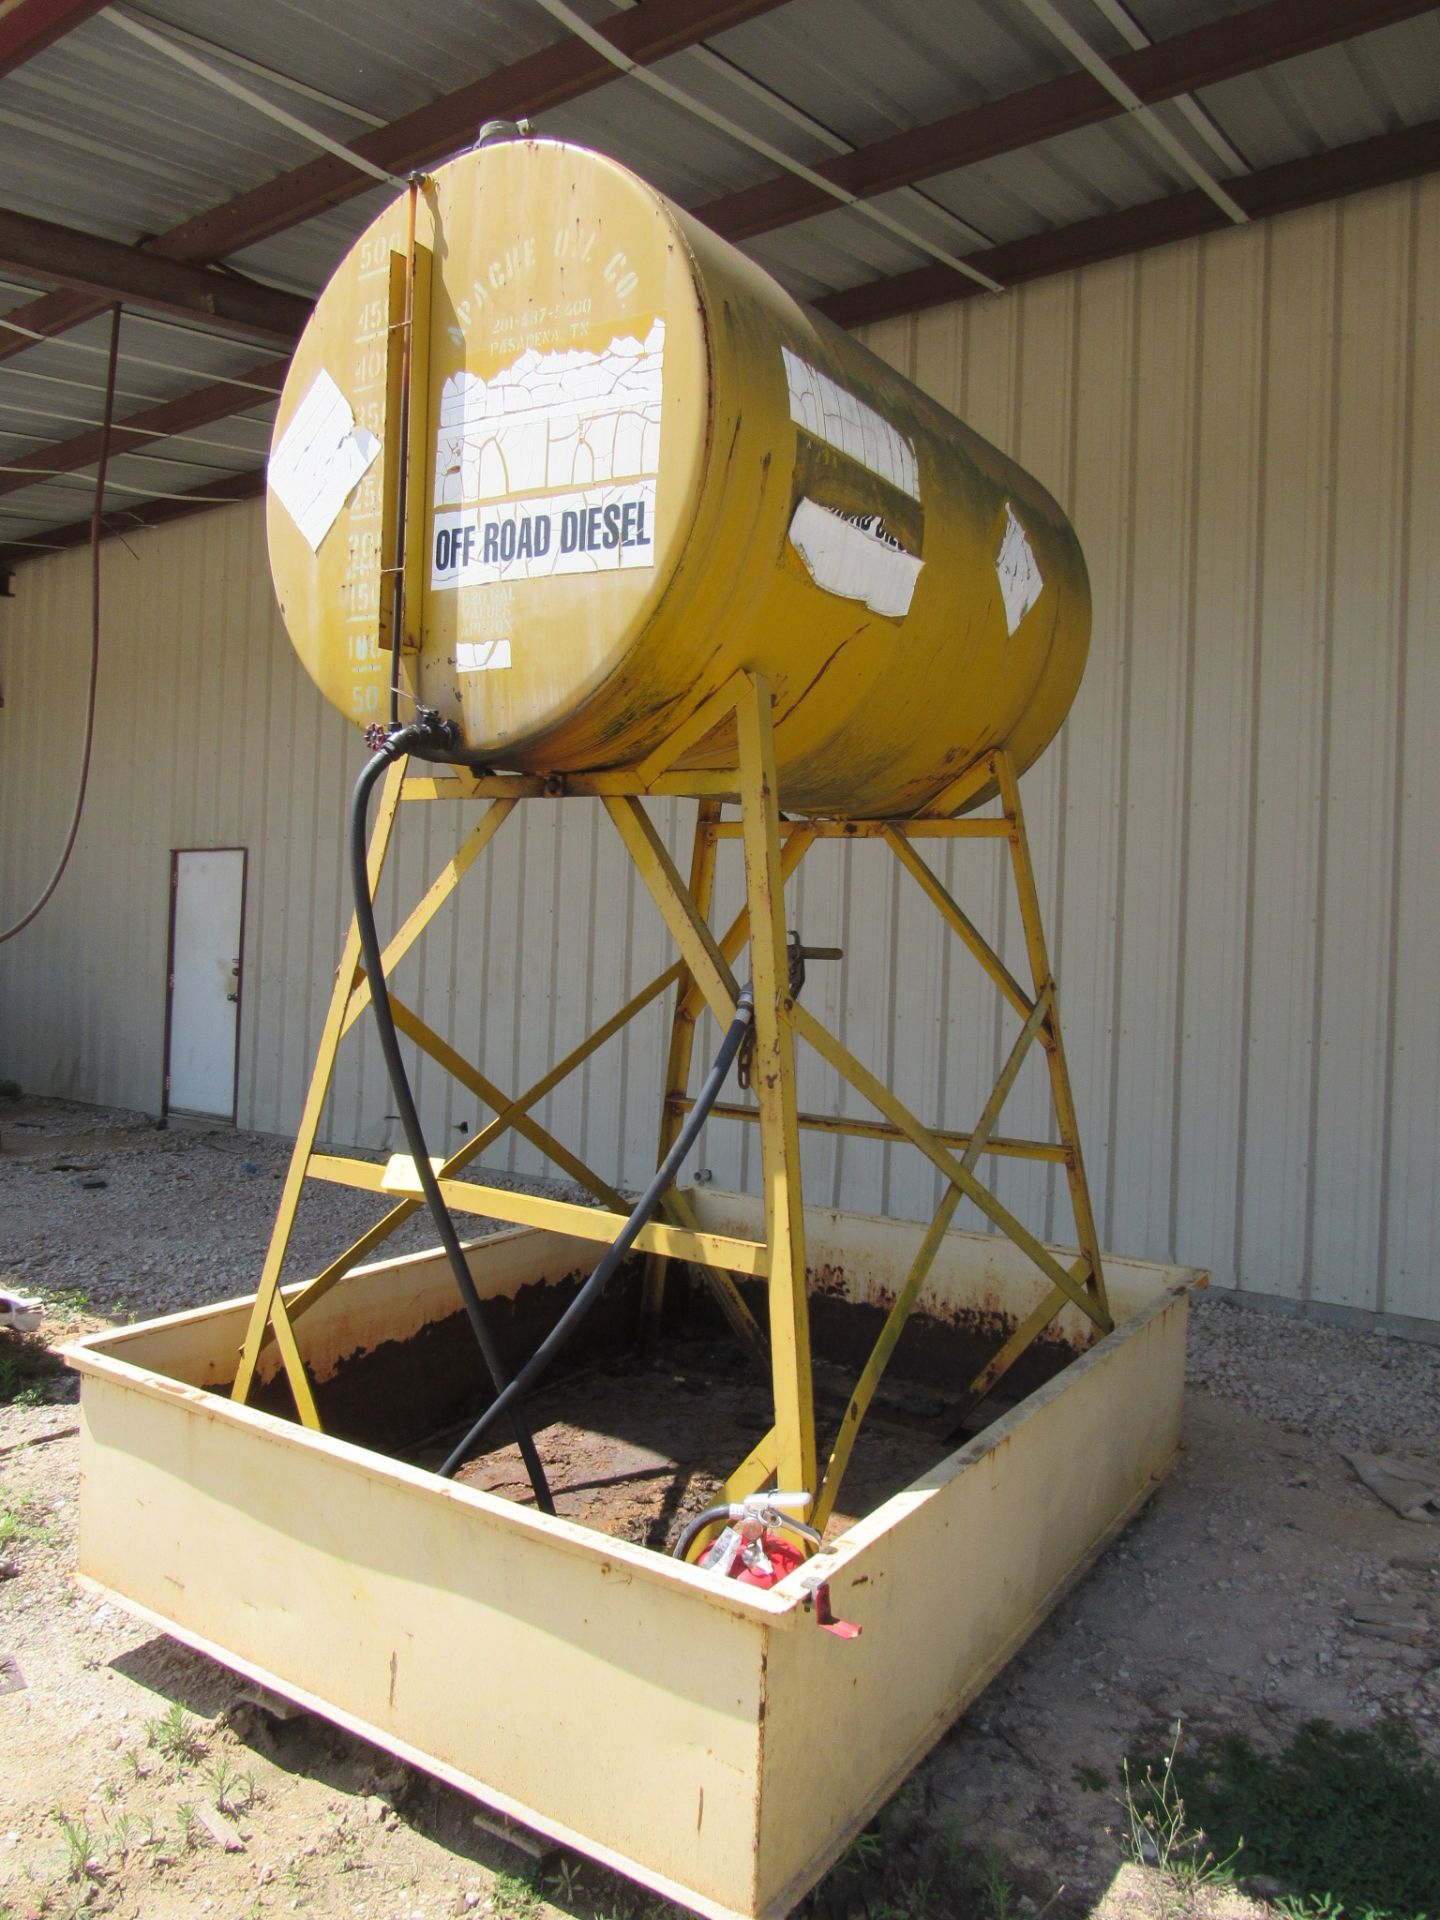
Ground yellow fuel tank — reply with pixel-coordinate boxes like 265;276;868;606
266;138;1089;817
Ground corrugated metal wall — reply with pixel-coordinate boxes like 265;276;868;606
1;177;1436;1323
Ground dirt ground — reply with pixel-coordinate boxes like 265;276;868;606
2;1097;1438;1920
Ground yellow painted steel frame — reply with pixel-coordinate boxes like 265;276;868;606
231;678;1109;1534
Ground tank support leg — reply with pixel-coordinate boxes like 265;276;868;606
603;796;769;1362
230;753;409;1423
995;750;1109;1327
639;798;720;1350
736;673;817;1500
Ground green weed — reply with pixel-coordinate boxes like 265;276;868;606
0;1491;61;1551
493;1865;543;1916
42;1287;92;1321
971;1846;1018;1920
1121;1719;1242;1894
871;1874;938;1919
1278;1898;1419;1920
332;1823;366;1873
146;1700;206;1770
50;1893;96;1920
842;1827;884;1872
545;1855;585;1904
205;1755;254;1813
54;1809;100;1881
889;1775;926;1818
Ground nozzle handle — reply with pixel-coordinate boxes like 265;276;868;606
749;1489;812;1516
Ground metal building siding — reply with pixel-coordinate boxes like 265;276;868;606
861;178;1438;1319
0;177;1436;1321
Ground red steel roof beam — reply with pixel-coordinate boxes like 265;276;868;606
0;0;108;81
696;0;1440;243
0;207;311;341
0;0;792;367
0;355;287;501
156;0;792;263
814;117;1440;330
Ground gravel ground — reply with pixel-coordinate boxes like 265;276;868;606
1188;1290;1440;1456
0;1094;589;1324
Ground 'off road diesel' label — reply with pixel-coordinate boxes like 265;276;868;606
431;482;655;589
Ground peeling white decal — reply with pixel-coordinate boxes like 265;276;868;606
788;498;923;618
995;501;1043;635
782;347;920;502
456;639;512;673
431;321;664;590
268;369;381;552
434;320;664;507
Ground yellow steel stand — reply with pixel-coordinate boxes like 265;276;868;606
232;677;1108;1529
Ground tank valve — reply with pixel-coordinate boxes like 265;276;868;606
474;117;532;148
787;933;844;1000
364;710;461;762
736;938;843;1087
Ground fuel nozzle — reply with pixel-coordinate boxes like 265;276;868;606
743;1489;818;1531
685;1489;824;1578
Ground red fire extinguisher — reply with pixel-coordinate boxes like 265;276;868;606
675;1492;862;1639
674;1490;821;1582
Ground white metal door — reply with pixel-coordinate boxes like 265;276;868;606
167;848;245;1119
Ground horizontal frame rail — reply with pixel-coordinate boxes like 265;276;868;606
331;1155;772;1276
671;1097;1071;1163
400;770;744;801
705;818;1011;839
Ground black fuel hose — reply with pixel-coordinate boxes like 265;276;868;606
439;984;756;1479
351;720;555;1513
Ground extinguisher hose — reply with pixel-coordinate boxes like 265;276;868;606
351;720;555;1514
438;984;755;1480
673;1504;742;1563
